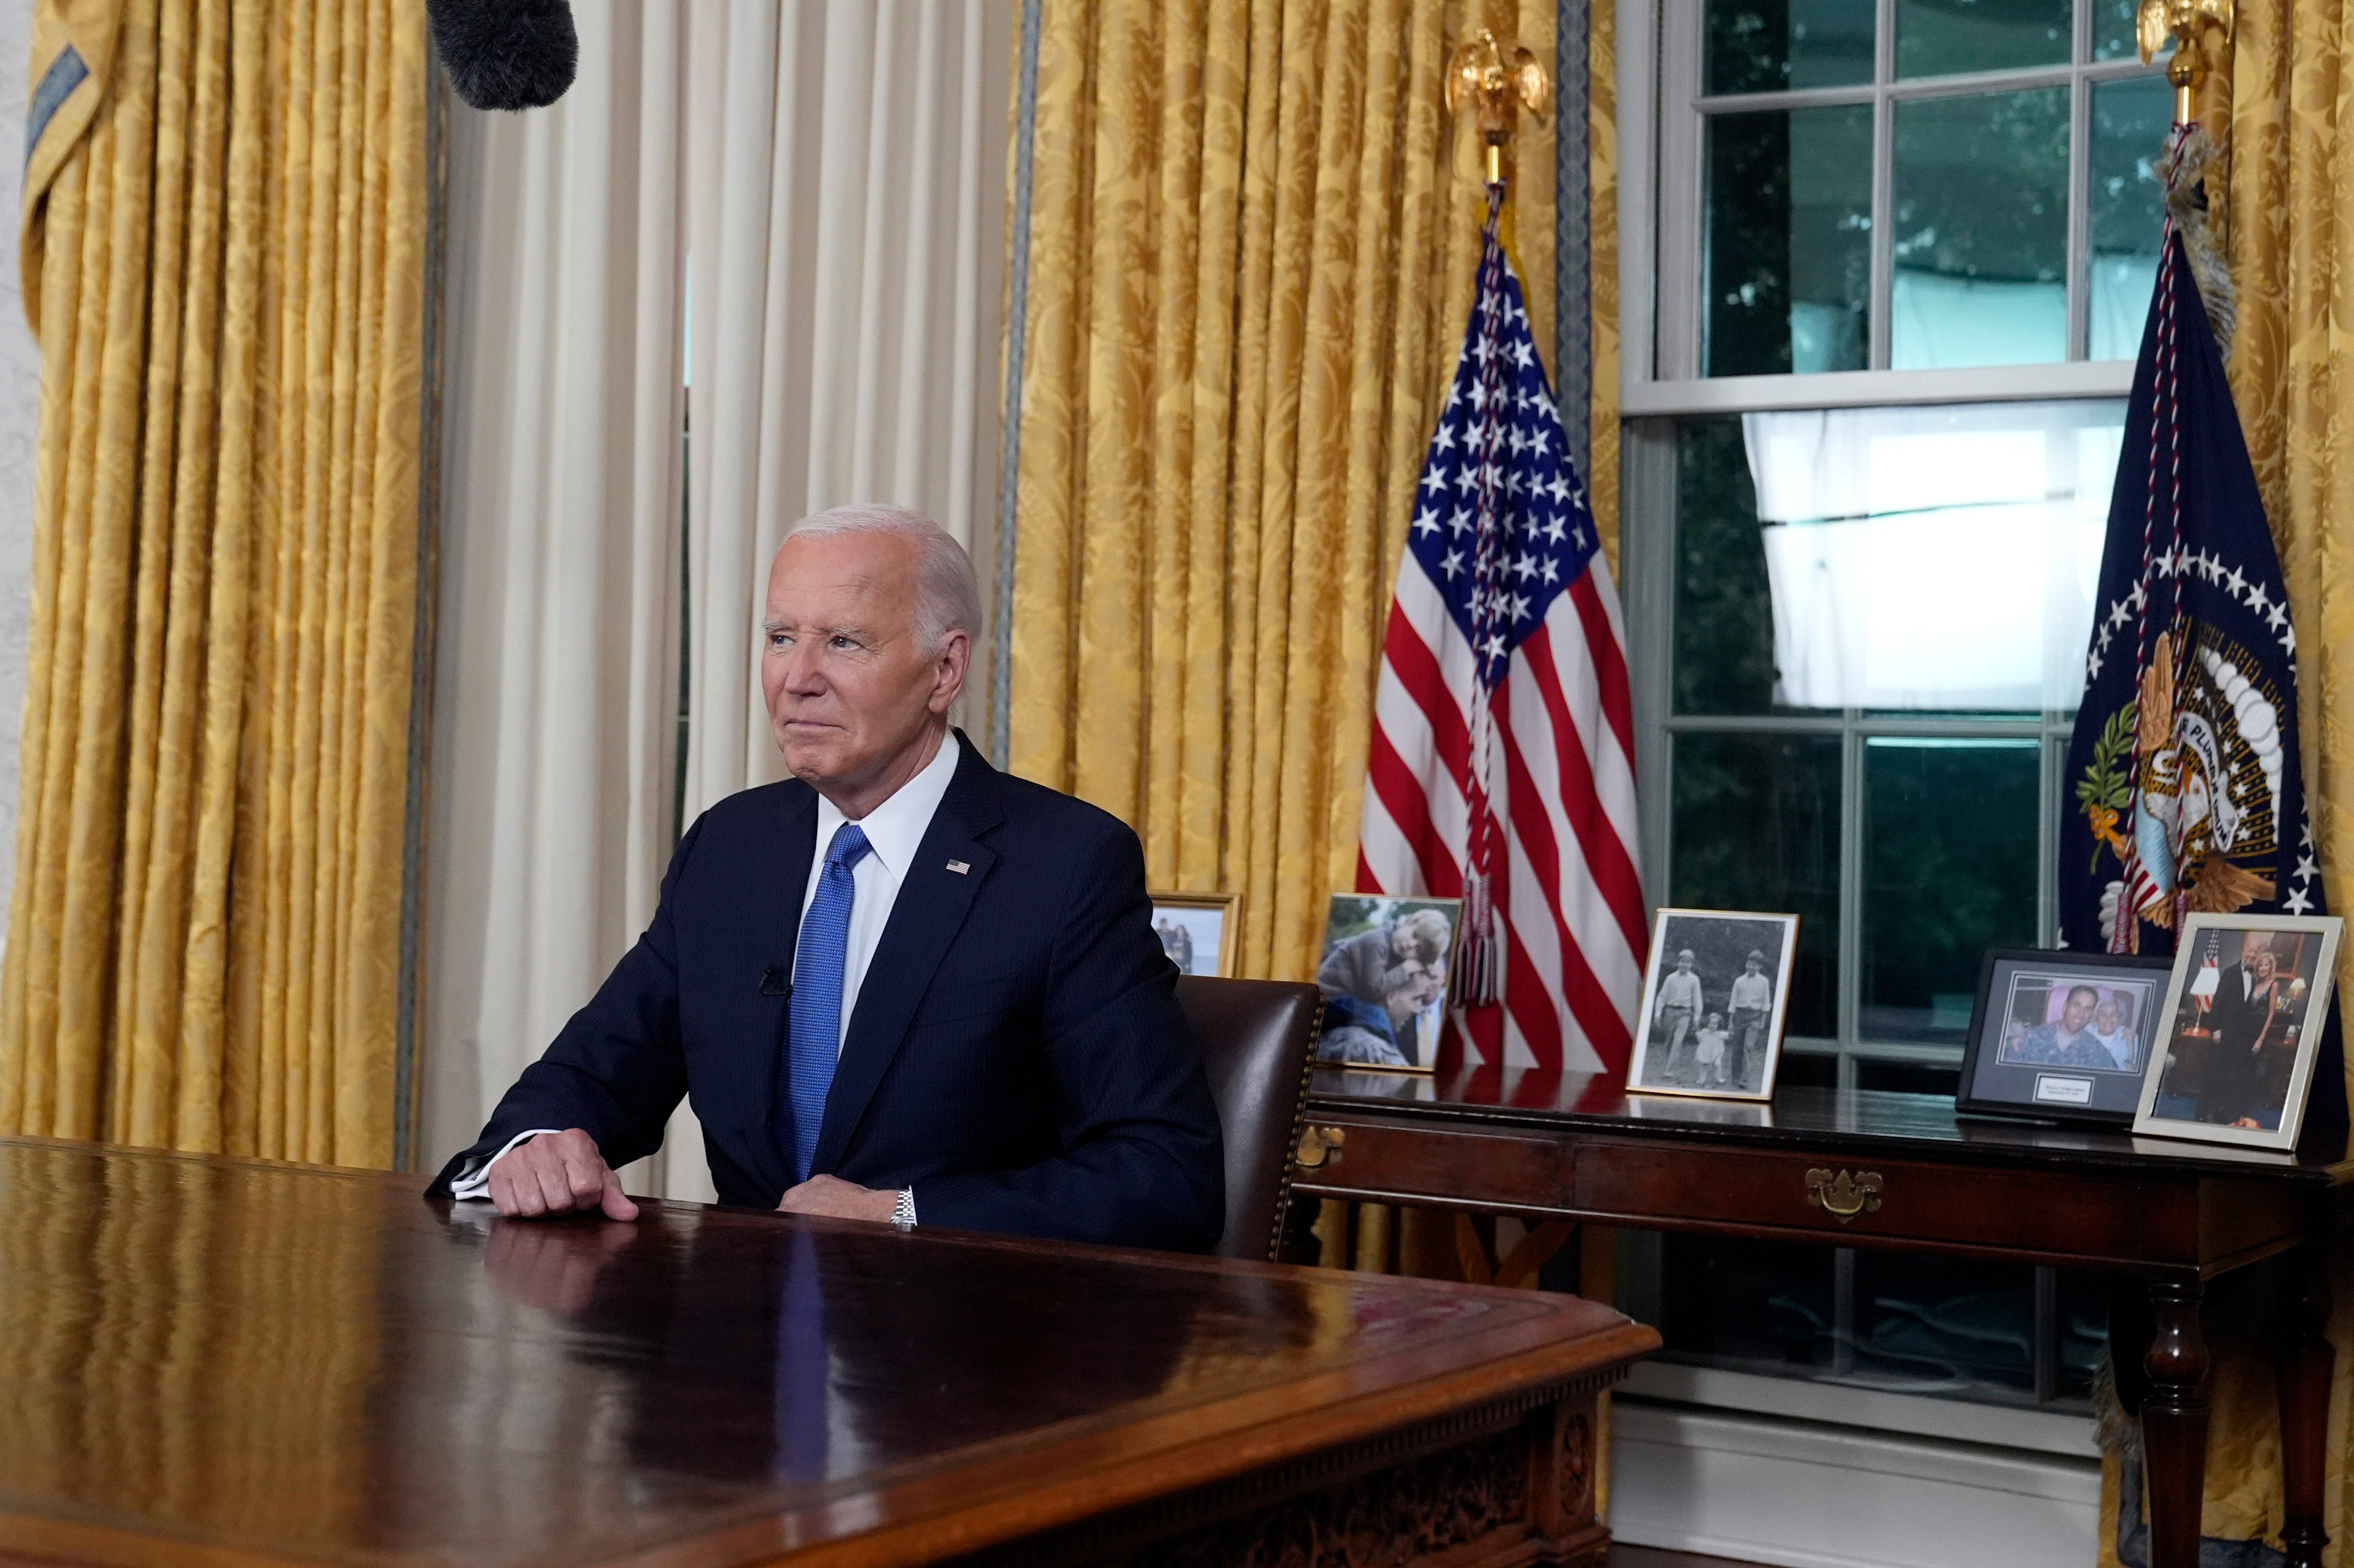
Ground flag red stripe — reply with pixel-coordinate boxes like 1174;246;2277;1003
1496;699;1635;1064
1520;623;1649;957
1570;569;1637;768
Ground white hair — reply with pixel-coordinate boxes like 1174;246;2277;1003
782;502;982;655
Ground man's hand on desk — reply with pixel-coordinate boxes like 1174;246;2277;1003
778;1174;899;1223
487;1128;640;1221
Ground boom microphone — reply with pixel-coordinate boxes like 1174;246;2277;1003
425;0;580;112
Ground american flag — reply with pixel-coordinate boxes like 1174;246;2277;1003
1354;198;1645;1073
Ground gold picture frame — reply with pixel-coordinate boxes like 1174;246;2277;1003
1149;891;1243;978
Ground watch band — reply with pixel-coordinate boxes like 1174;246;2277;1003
891;1188;917;1229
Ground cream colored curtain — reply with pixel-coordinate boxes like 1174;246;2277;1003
680;0;1011;817
1;0;429;1167
421;0;690;1192
421;0;1010;1199
1008;0;1560;985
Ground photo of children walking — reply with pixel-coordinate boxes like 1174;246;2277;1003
1626;910;1799;1101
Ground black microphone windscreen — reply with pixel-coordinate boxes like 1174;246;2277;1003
426;0;580;113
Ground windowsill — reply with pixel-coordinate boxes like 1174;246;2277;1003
1623;358;2136;416
1619;1360;2101;1458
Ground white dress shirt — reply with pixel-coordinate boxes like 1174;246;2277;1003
452;732;962;1201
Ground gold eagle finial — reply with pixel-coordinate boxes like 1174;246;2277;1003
1447;30;1551;187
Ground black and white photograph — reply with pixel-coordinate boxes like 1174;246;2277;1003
1625;909;1799;1101
1313;894;1461;1071
2134;914;2344;1150
1956;950;2172;1123
1148;892;1240;978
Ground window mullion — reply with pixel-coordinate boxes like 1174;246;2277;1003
1870;0;1896;372
2067;70;2093;360
1838;720;1866;1059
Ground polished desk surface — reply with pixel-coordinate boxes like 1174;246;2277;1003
1308;1064;2354;1183
0;1136;1653;1568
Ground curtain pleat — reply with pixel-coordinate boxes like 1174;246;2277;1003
1011;0;1560;984
422;0;691;1196
1;0;430;1168
681;0;1011;821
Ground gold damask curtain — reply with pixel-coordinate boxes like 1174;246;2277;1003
1010;0;1584;983
2094;11;2354;1558
0;0;430;1168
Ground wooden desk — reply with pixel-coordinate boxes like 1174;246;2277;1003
0;1136;1655;1568
1289;1065;2354;1568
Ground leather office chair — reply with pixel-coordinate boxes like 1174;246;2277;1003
1175;976;1324;1262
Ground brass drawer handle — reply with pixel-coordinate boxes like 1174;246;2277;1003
1296;1126;1347;1170
1805;1167;1883;1222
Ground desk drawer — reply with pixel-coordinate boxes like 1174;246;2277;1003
1572;1143;2183;1262
1294;1120;1570;1212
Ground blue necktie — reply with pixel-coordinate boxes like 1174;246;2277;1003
785;822;871;1183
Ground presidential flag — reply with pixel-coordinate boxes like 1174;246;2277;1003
2057;136;2341;1142
1354;194;1644;1073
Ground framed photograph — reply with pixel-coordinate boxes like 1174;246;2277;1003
1956;950;2173;1125
1626;909;1799;1101
1313;894;1462;1071
1149;891;1241;978
2133;914;2344;1151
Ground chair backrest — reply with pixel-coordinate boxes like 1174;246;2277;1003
1175;975;1324;1262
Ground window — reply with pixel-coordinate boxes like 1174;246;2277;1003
1616;0;2166;1414
1652;0;2171;379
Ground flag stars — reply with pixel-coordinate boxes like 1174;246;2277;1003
1412;507;1440;537
1440;549;1466;579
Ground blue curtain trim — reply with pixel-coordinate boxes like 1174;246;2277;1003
1554;0;1593;480
26;44;88;170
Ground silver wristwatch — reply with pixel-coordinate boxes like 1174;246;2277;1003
890;1188;917;1229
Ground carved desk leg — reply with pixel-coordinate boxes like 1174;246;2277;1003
1529;1385;1609;1566
2142;1280;2208;1568
2276;1244;2333;1568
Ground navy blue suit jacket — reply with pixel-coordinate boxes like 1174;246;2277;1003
428;736;1225;1251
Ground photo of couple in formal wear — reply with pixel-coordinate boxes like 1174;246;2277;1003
1626;910;1799;1101
2142;920;2340;1141
1314;896;1461;1071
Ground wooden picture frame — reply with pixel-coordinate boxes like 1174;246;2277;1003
1149;891;1242;979
2133;913;2344;1151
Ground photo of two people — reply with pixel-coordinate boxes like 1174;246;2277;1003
2147;924;2323;1133
1626;910;1798;1101
1313;895;1460;1071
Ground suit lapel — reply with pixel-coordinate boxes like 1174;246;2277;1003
738;785;819;1199
811;739;1005;1175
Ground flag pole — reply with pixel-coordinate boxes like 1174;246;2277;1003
2137;0;2233;130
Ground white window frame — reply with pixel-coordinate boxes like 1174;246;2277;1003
1617;0;2164;1080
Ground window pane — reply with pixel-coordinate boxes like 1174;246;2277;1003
1739;400;2120;711
1891;88;2070;369
1674;417;1788;716
1852;1252;2039;1398
1705;105;1873;378
1661;1235;1839;1373
1896;0;2071;78
2088;75;2171;360
1708;0;1877;93
2054;1270;2109;1402
1859;738;2040;1043
2091;0;2140;58
1671;733;1841;1038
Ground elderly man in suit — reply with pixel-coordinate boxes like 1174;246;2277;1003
429;503;1225;1251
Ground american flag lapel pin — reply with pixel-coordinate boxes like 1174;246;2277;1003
946;859;970;875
